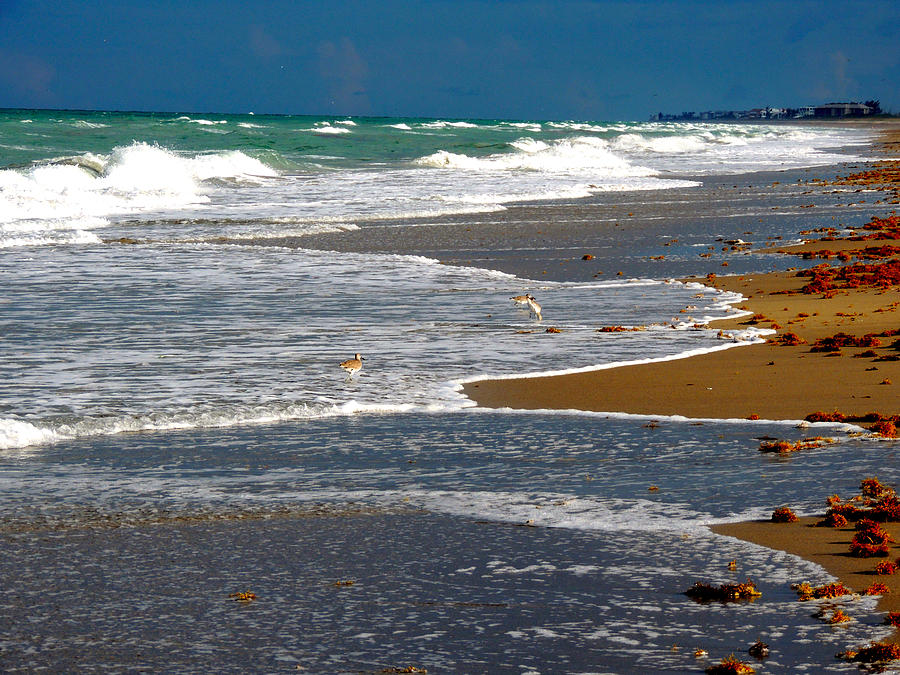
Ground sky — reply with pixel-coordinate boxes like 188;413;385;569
1;0;898;121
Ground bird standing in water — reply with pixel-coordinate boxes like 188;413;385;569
340;353;364;381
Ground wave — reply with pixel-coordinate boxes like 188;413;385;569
305;124;351;135
0;143;279;237
72;120;108;129
419;120;480;129
175;116;228;126
416;136;656;176
0;398;411;451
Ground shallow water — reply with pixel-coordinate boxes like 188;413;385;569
0;412;895;672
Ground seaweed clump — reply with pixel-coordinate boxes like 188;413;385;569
804;412;900;435
795;259;900;297
771;506;798;523
849;519;893;558
816;510;849;528
865;581;890;596
228;591;257;602
810;332;883;352
818;477;900;526
793;581;853;601
685;580;762;602
705;654;755;674
875;560;898;575
759;437;835;454
884;612;900;627
838;641;900;665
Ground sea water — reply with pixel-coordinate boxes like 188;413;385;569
0;109;892;672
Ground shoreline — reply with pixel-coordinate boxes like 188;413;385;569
462;266;900;423
713;517;900;618
459;127;900;638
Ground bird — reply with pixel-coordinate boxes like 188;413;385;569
525;294;542;321
340;353;363;381
510;294;531;308
511;293;542;321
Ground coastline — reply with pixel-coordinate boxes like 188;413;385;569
458;125;900;634
713;518;900;617
461;267;900;422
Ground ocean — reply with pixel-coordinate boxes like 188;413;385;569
0;109;893;672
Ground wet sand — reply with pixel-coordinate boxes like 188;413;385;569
462;268;900;422
714;518;900;617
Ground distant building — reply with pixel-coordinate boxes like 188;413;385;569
651;101;877;122
813;102;873;117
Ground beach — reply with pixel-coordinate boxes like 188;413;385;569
462;124;900;634
3;112;900;672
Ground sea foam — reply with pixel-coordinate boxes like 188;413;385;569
0;143;278;243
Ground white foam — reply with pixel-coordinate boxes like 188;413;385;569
72;120;108;129
416;135;656;177
180;117;228;126
419;120;480;129
0;143;279;241
0;418;59;450
306;125;351;135
0;400;375;451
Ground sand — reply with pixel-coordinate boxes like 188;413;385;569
463;268;900;422
713;518;900;617
463;128;900;633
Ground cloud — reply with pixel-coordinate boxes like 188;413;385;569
317;37;371;113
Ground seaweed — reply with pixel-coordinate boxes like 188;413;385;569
872;420;898;438
850;520;893;557
685;580;762;602
826;609;852;624
771;506;798;523
862;479;894;498
838;641;900;664
228;591;257;602
772;332;806;346
810;332;883;352
705;655;755;674
793;581;853;601
817;511;849;528
864;581;890;596
759;437;835;454
875;560;898;575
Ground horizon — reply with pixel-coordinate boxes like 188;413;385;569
2;103;895;125
1;1;897;121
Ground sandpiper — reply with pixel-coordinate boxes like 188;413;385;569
525;295;542;321
340;353;364;381
510;294;531;308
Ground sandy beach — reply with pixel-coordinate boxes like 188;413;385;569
463;123;900;636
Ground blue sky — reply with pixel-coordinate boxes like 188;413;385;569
1;0;897;120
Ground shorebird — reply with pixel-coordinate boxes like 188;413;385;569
511;293;542;321
525;295;542;321
510;294;531;308
340;353;364;381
